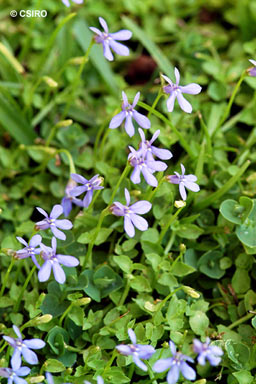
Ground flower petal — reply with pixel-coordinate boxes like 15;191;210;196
51;226;66;241
115;345;132;355
179;183;187;200
124;216;135;238
249;59;256;66
36;207;48;217
147;160;167;172
109;30;132;40
179;83;202;94
16;237;28;247
141;167;158;187
125;114;135;137
56;255;79;267
138;128;145;142
52;262;66;284
132;92;140;108
184;181;200;192
69;186;88;197
38;261;52;282
24;339;45;349
15;367;31;377
109;40;129;56
130;166;141;184
130;214;148;231
166;93;176;112
167;364;180;384
180;362;196;381
150;129;160;144
174;67;180;85
132;110;151;129
109;111;126;129
128;329;136;344
99;17;108;33
83;190;94;208
13;325;22;339
124;188;130;206
13;378;28;384
137;344;155;359
50;204;63;219
133;354;148;371
71;173;87;184
130;201;151;214
151;146;173;160
21;347;38;365
29;235;42;248
176;92;192;113
11;349;22;371
161;74;173;85
102;41;114;61
61;197;72;217
122;91;129;107
89;27;102;36
153;358;173;373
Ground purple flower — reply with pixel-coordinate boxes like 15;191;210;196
0;365;30;384
90;17;132;61
62;0;83;6
128;145;167;187
116;329;155;371
166;164;200;200
35;204;72;241
109;92;151;137
38;237;79;284
248;59;256;76
193;338;223;366
84;376;104;384
15;235;42;269
46;372;71;384
138;128;173;161
69;174;104;208
3;325;45;370
153;341;196;384
61;179;84;217
110;189;151;238
162;68;202;113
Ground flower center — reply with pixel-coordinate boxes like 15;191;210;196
48;218;55;226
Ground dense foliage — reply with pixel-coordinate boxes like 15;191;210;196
0;1;256;383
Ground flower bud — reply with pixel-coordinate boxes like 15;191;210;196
29;314;53;326
179;243;186;252
55;119;73;128
28;376;45;383
74;297;91;306
42;76;58;88
174;200;186;208
182;286;200;299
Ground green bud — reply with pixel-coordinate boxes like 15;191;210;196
179;243;186;252
42;76;58;88
174;200;186;208
55;119;73;128
28;376;45;383
28;314;53;326
74;297;91;306
182;286;200;299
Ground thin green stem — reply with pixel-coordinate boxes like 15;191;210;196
14;265;37;312
193;160;250;211
83;163;130;269
59;303;73;327
0;257;15;298
62;38;95;118
137;101;195;158
118;279;130;306
212;71;247;138
158;205;185;244
145;362;158;384
154;287;183;314
228;312;254;329
57;149;76;174
147;90;163;119
145;176;165;202
102;350;118;375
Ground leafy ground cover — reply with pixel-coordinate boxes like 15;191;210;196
0;0;256;383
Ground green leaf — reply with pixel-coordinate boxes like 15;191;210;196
77;228;113;246
130;276;152;293
220;197;254;225
171;262;196;277
225;340;250;370
232;268;251;294
68;306;84;326
73;19;119;95
122;17;173;78
233;371;253;384
47;326;69;355
0;91;35;144
0;296;14;308
189;311;209;336
174;223;204;240
44;359;66;373
198;250;225;279
113;255;133;273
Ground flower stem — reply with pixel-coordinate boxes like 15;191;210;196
154;286;183;314
62;38;95;119
14;265;37;312
0;257;15;298
118;279;130;306
59;303;73;327
158;205;185;244
83;163;130;269
102;349;118;375
147;89;163;119
193;160;250;211
57;149;76;174
212;70;247;138
228;312;254;329
145;362;158;384
137;101;195;158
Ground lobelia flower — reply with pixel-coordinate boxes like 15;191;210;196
138;128;173;161
128;145;167;187
3;325;45;370
248;59;256;76
193;338;223;366
61;179;84;217
162;68;202;113
153;341;196;384
0;365;30;384
109;92;151;137
84;376;104;384
116;329;155;371
15;235;42;269
38;237;79;284
166;164;200;200
35;205;72;241
70;174;104;208
90;17;132;61
62;0;83;6
110;189;151;238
